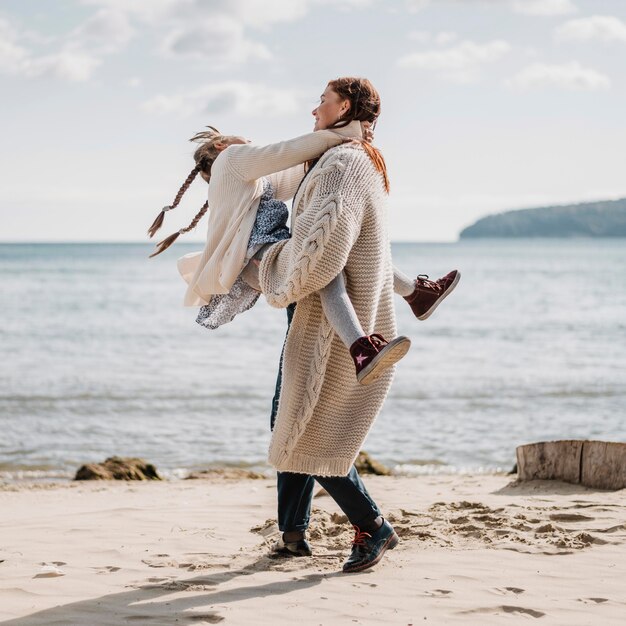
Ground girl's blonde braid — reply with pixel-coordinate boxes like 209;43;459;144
147;163;201;239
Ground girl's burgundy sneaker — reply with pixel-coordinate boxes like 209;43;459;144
350;334;411;386
404;270;461;320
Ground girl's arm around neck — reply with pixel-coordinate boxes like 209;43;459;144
223;121;363;183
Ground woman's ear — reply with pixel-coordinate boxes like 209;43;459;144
214;141;227;151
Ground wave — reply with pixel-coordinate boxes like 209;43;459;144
3;385;623;405
0;460;511;483
0;390;271;403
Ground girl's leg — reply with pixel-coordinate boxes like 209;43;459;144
318;273;364;347
319;272;411;385
240;243;273;291
392;266;416;297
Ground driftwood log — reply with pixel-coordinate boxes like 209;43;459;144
516;440;626;490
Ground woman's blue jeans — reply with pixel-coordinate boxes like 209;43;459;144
271;303;381;532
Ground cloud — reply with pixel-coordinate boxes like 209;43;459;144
555;15;626;44
0;17;100;81
82;0;369;29
435;31;458;45
79;0;180;23
142;82;301;117
162;16;271;63
406;0;431;13
407;30;458;45
506;61;610;91
408;30;431;43
79;0;306;67
0;18;29;73
225;0;312;28
4;0;377;83
26;49;101;81
398;39;511;82
69;8;134;53
510;0;577;16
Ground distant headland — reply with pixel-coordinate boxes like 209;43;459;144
460;198;626;238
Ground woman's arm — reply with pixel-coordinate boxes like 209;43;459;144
258;148;368;308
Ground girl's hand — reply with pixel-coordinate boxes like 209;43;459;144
360;121;374;144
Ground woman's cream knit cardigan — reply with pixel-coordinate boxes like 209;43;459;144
260;143;396;477
178;122;363;306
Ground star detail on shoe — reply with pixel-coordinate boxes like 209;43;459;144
355;353;369;366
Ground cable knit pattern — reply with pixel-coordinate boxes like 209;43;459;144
262;192;345;308
275;315;334;467
259;143;396;477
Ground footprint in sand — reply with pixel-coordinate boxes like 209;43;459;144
93;565;121;574
185;612;224;623
141;554;179;567
579;597;609;604
549;513;595;522
491;587;525;596
423;589;453;597
596;524;626;534
570;501;619;509
461;605;545;618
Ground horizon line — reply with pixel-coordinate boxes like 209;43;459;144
0;239;462;245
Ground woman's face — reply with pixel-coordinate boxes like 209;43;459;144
312;85;351;131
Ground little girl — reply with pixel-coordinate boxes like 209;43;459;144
149;124;457;384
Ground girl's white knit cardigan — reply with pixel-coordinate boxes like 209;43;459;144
260;143;396;477
178;122;363;306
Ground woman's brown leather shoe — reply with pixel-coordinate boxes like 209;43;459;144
273;534;312;557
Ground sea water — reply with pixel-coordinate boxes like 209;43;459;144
1;240;625;480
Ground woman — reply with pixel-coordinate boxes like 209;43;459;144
255;77;416;573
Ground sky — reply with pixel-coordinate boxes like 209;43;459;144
1;0;625;242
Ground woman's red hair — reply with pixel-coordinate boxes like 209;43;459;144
326;77;389;193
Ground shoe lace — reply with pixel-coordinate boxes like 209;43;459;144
368;334;387;351
351;525;372;546
416;274;441;292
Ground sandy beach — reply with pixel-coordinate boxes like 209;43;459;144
1;473;625;625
